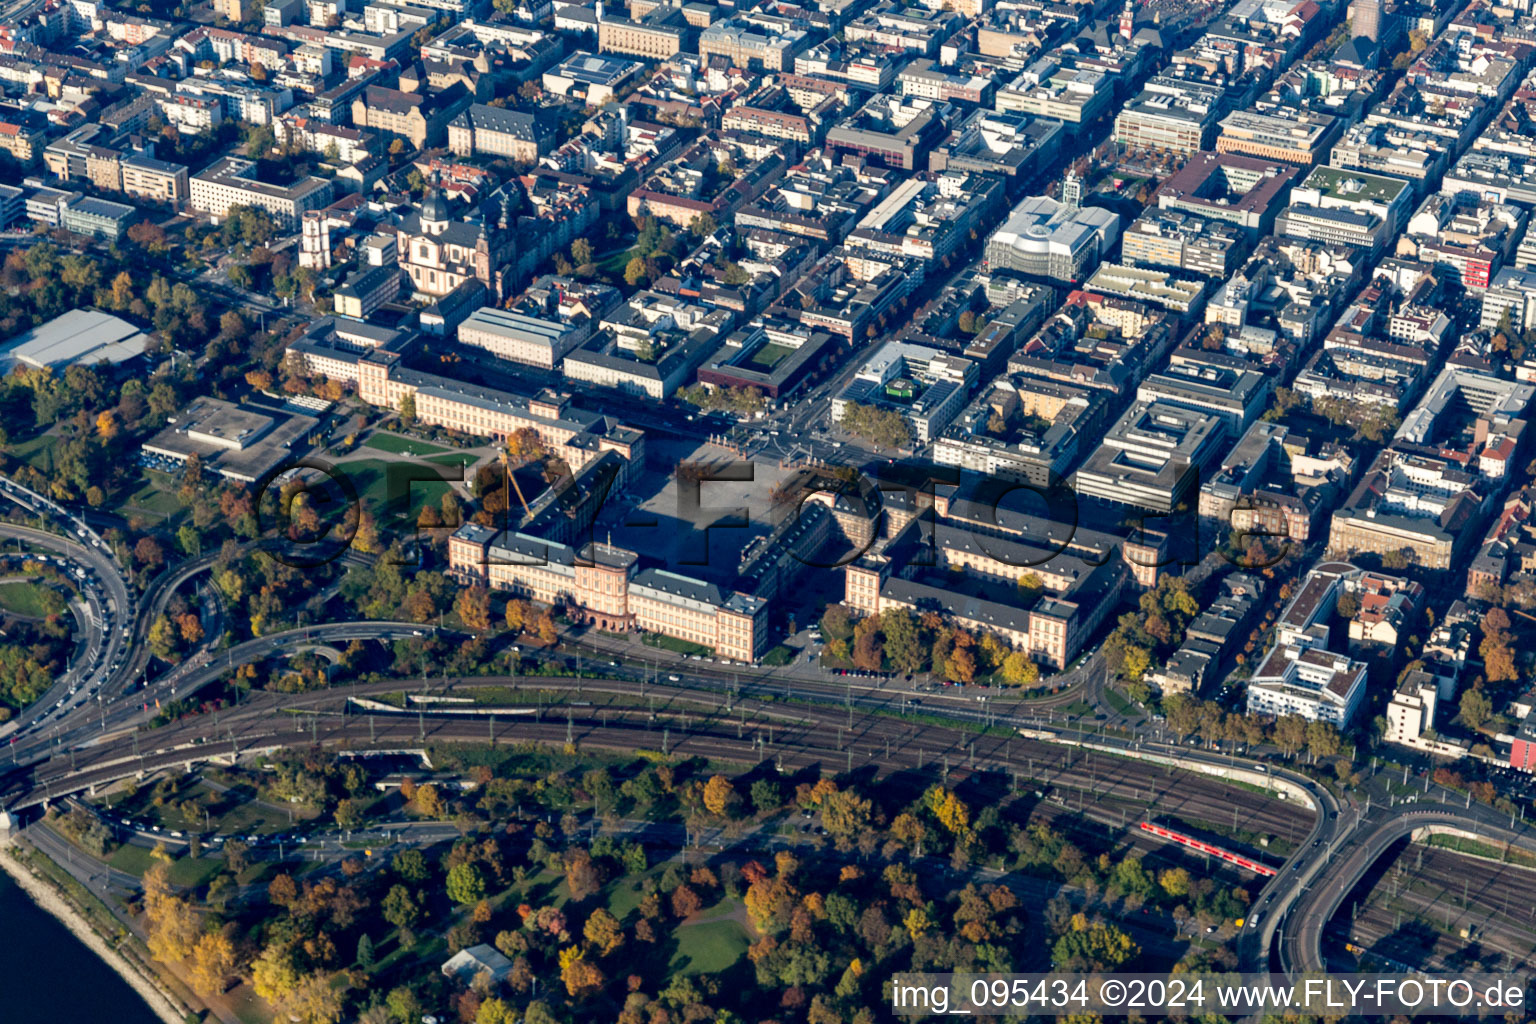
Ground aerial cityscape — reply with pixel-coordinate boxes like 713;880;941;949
2;0;1536;1017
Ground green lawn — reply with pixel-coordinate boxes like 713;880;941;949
607;878;648;920
761;645;794;667
122;472;186;523
335;458;453;527
0;580;64;618
1103;688;1137;716
364;433;448;456
108;844;158;877
642;633;713;657
595;246;638;278
671;917;749;974
8;433;59;472
168;856;223;888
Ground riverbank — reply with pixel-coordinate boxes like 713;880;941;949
0;834;185;1024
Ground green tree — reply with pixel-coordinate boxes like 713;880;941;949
1052;914;1138;969
398;393;416;424
382;885;421;932
881;607;924;673
1460;686;1493;731
750;778;781;813
356;933;375;970
334;798;364;829
446;862;487;905
385;987;422;1024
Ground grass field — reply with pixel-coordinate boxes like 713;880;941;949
1103;688;1137;716
0;580;64;618
643;633;713;657
168;856;223;888
1425;834;1536;869
336;458;453;527
761;645;794;667
364;433;448;456
671;916;749;974
595;246;637;279
122;473;186;524
8;433;59;471
108;844;157;876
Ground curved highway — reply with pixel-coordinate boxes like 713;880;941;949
0;476;134;743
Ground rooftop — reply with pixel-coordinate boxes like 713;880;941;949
0;308;149;372
1300;165;1408;204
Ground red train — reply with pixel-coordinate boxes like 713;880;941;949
1138;821;1278;876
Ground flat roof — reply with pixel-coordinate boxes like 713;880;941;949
1301;164;1407;204
0;308;149;371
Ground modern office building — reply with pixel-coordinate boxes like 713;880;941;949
1074;399;1228;512
984;195;1120;285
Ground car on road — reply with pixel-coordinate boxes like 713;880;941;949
667;674;680;682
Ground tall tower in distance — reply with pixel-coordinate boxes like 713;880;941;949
1349;0;1381;42
1119;0;1134;41
1062;168;1082;209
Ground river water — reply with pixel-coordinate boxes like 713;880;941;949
0;869;162;1024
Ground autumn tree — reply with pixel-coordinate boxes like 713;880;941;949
670;884;703;919
252;942;301;1004
134;536;166;571
143;862;200;963
582;907;623;956
624;257;647;287
702;774;738;818
1480;607;1517;682
558;946;604;998
1000;651;1039;687
1052;913;1138;970
281;972;346;1024
820;787;873;839
189;931;236;996
455;587;492;631
416;783;447;818
564;848;602;900
1274;715;1308;758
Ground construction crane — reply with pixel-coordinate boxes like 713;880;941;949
501;447;532;519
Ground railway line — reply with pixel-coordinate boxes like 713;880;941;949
1335;838;1536;972
15;675;1315;860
